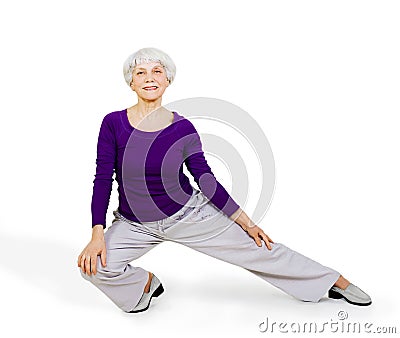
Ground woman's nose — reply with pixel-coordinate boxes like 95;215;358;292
145;73;155;82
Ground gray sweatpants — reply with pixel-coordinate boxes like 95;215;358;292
80;188;340;312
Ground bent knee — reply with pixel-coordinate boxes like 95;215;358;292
79;263;123;282
79;268;92;281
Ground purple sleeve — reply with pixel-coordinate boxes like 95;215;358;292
183;121;241;217
91;114;116;229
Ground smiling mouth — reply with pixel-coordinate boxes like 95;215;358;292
143;86;158;91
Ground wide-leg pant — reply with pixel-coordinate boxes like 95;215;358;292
80;188;340;312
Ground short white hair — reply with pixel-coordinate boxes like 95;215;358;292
123;47;176;86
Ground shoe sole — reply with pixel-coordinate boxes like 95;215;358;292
328;289;372;306
129;283;165;313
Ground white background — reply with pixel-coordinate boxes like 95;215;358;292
0;0;399;337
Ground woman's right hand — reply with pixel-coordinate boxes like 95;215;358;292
77;226;107;276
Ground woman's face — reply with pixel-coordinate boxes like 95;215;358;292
130;61;170;100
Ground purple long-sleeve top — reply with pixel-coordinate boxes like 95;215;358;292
91;108;241;228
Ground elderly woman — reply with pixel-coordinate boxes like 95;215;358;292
77;47;371;313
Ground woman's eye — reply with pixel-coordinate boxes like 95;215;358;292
155;70;162;73
137;71;144;75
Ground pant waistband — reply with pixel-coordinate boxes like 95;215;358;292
113;188;201;227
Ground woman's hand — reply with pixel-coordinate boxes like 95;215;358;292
77;229;107;275
229;208;274;250
241;224;274;250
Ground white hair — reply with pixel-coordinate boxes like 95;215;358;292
123;47;176;86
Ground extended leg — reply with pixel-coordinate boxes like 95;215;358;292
169;199;340;303
184;224;339;302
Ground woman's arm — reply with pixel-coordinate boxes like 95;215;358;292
91;113;117;229
78;113;116;275
229;207;255;228
183;120;241;217
182;120;273;249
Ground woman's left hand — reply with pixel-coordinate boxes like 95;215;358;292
242;224;274;250
229;208;274;249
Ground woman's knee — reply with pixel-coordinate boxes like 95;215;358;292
79;257;120;282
